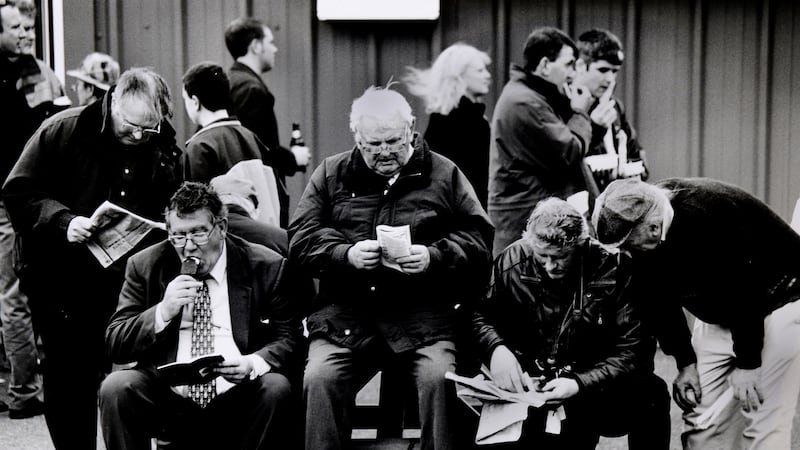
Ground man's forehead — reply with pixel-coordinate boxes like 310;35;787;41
1;6;20;26
556;45;575;61
589;60;621;70
358;122;406;138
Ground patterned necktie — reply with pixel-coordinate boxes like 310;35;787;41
188;280;215;408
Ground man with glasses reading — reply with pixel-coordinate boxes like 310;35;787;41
100;181;304;449
2;67;182;449
290;85;493;449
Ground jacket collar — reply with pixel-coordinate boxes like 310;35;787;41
231;61;267;86
509;63;573;122
185;117;243;146
343;132;430;193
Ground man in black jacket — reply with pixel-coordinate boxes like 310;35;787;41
474;197;669;449
290;85;493;450
224;17;311;226
3;67;182;449
593;177;800;450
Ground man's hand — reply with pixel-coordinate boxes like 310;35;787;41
396;245;430;274
347;240;381;270
590;99;618;128
160;275;202;321
538;378;580;405
213;356;253;384
67;216;96;243
730;367;763;412
290;145;311;167
490;345;531;393
673;362;702;411
564;84;593;114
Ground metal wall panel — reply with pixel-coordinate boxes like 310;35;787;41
69;0;800;219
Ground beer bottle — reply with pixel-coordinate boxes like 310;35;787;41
290;122;307;172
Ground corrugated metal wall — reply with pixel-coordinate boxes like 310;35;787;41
61;0;800;219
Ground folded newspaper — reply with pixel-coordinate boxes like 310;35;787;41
376;224;411;272
446;371;549;445
86;201;166;268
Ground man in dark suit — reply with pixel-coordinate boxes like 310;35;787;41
99;182;304;450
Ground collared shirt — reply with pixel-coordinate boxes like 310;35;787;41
155;243;269;397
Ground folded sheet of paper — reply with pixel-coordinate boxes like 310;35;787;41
376;224;411;272
446;371;550;445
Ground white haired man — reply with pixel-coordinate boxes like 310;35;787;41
289;86;493;449
593;177;800;450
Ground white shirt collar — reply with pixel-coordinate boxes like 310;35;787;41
205;241;227;283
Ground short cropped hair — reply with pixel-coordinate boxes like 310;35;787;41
522;27;577;72
349;85;414;134
113;67;173;122
404;42;491;115
577;28;624;65
523;197;588;248
225;17;266;59
165;182;227;225
182;62;231;112
9;0;35;19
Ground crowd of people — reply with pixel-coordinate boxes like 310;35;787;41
1;2;800;449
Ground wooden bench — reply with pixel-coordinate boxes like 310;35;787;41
352;369;421;450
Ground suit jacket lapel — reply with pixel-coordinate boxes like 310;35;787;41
226;237;252;352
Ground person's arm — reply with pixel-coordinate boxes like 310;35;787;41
233;83;299;177
506;99;592;177
570;273;644;392
411;168;493;288
288;161;356;276
106;254;179;364
3;115;78;239
250;257;305;374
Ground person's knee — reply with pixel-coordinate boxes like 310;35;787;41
256;373;293;405
99;370;147;407
303;357;341;393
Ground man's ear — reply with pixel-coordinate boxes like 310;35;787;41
535;56;550;76
248;38;260;55
190;94;201;112
218;217;229;235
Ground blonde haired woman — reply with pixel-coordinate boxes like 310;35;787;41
405;43;492;207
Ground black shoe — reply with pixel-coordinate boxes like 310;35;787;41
9;399;44;419
0;400;7;413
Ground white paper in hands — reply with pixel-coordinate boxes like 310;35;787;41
376;224;411;273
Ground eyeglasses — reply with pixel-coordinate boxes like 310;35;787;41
120;116;161;138
113;101;162;138
358;128;410;155
168;222;219;248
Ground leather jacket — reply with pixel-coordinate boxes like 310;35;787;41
473;238;644;391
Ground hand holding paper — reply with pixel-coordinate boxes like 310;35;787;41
376;224;412;272
347;239;381;270
67;216;96;243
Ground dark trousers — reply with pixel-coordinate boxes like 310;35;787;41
36;306;109;450
99;367;296;450
303;337;459;450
